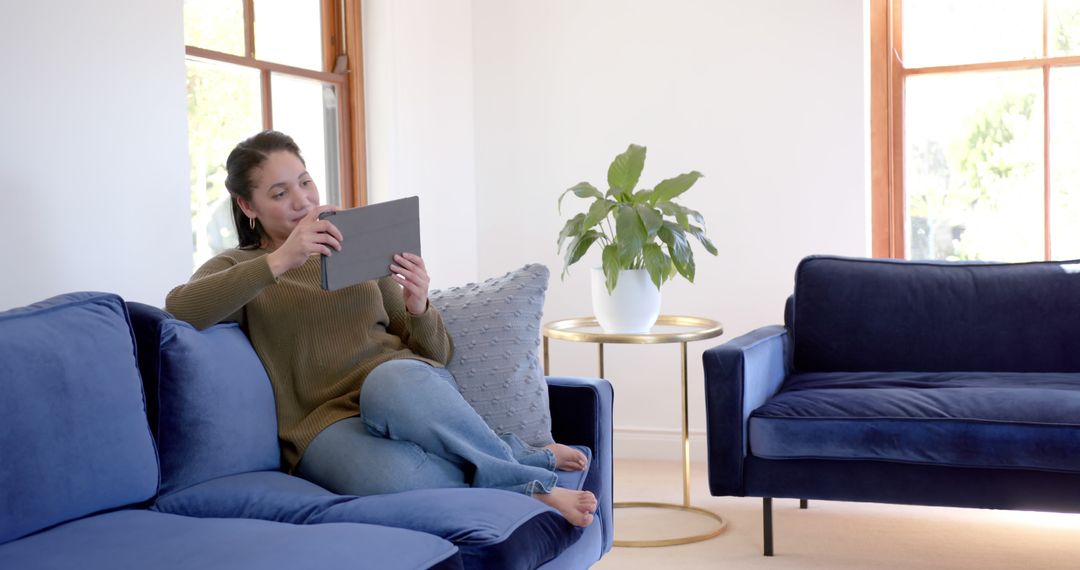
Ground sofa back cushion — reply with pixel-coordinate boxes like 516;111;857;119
791;256;1080;373
0;293;159;544
127;302;280;494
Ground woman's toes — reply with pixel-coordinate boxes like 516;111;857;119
572;451;587;468
534;488;595;527
545;443;589;471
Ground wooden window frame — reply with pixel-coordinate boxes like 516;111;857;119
184;0;367;207
870;0;1080;260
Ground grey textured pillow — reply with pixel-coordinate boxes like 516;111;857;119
429;264;554;447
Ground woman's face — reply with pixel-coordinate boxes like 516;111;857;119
239;150;320;249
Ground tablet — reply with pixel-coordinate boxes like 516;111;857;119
318;196;421;291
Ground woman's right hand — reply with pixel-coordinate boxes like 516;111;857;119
266;205;344;278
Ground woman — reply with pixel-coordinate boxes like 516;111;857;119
166;130;596;527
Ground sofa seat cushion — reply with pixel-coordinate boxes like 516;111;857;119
750;371;1080;473
0;510;460;570
153;469;586;570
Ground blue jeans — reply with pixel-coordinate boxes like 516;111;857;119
297;359;557;497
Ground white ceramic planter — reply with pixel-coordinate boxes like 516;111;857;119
590;268;661;333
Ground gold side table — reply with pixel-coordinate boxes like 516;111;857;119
542;315;726;547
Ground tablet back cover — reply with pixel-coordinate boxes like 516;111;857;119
319;196;421;291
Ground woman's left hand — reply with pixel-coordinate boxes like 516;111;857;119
391;253;431;315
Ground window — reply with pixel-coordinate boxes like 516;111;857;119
183;0;367;268
871;0;1080;261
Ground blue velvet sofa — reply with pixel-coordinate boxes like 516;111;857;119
0;292;613;569
702;255;1080;556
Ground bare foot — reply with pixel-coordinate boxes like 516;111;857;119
534;487;597;527
545;443;588;471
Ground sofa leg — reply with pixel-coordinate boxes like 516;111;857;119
800;499;808;509
763;497;774;556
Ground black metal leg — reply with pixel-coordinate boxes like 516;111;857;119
800;499;808;509
763;497;774;556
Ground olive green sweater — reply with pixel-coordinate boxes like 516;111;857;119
165;248;452;472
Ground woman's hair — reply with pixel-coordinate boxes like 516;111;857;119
224;130;306;249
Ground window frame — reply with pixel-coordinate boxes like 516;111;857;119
184;0;368;207
870;0;1080;260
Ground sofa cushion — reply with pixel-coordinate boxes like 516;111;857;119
750;371;1080;473
0;292;159;545
430;264;555;447
127;302;280;494
791;256;1080;373
159;319;280;493
153;466;589;570
0;510;461;570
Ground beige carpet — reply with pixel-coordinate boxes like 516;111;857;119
593;459;1080;569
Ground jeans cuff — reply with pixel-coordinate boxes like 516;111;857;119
542;447;556;470
525;472;558;496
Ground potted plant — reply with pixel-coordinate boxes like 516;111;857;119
557;144;718;333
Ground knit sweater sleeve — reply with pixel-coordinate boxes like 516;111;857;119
165;250;278;330
377;276;453;364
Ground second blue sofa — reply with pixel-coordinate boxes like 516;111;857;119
702;255;1080;556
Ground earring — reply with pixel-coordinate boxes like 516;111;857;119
249;217;256;230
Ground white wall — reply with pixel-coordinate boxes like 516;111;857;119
362;0;480;290
0;0;191;310
470;0;869;459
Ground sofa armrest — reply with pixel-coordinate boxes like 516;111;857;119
546;376;613;555
702;325;791;496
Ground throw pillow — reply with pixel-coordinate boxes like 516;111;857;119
154;319;281;494
429;264;555;447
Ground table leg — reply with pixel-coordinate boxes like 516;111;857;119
681;341;691;507
598;342;605;379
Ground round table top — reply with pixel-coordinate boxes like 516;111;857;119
542;315;724;345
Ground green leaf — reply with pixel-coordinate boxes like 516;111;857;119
651;171;703;204
688;225;719;256
684;207;705;227
632;188;655;205
642;243;668;290
607;144;646;198
602;244;620;293
562;229;601;277
558;182;603;213
583;198;617;230
656;201;676;216
556;213;585;252
635;205;663;238
677;252;696;282
615;204;646;266
656;200;703;230
656;223;676;249
659;222;695;282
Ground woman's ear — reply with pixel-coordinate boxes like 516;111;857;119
236;196;257;219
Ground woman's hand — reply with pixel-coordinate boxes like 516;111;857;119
266;205;343;278
391;253;430;315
